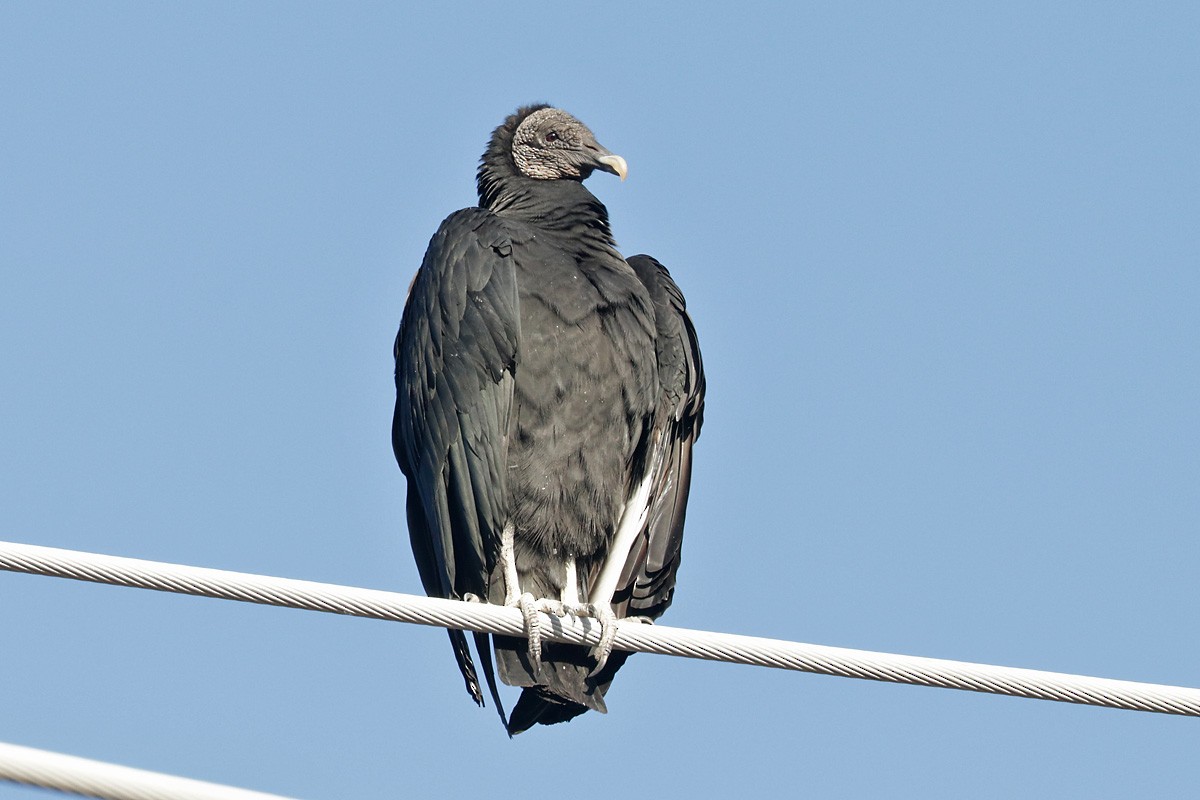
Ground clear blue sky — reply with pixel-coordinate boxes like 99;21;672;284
2;3;1198;797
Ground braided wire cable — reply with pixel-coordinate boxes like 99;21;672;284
0;741;301;800
2;540;1199;716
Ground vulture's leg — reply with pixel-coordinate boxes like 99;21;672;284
543;557;613;674
498;522;566;666
498;522;542;662
564;454;665;676
551;601;619;677
555;559;617;675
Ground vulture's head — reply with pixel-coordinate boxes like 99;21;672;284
510;107;628;182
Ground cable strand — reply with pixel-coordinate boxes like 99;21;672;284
2;540;1198;716
0;741;301;800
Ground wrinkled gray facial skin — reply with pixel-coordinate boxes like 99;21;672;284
511;107;626;181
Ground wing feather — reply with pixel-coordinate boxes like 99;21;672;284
393;208;520;707
611;255;705;620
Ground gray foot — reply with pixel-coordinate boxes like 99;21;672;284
556;602;619;677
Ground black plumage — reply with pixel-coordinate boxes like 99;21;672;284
392;105;704;734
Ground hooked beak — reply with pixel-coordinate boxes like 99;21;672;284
595;153;629;181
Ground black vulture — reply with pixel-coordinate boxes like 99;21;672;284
392;105;705;734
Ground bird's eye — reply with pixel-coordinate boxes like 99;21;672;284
544;131;559;143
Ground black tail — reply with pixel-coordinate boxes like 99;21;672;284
508;685;591;734
493;637;634;734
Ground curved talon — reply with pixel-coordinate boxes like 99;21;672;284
514;592;543;664
585;603;619;678
552;602;621;677
537;598;568;618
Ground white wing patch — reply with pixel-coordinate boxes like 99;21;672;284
561;557;580;605
589;439;662;607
